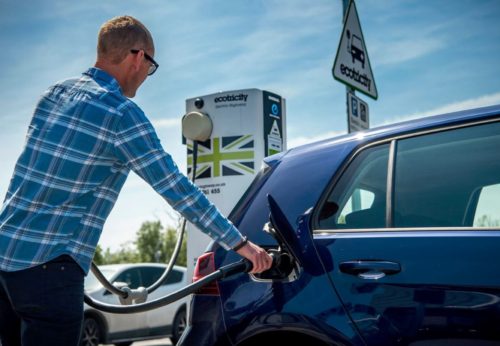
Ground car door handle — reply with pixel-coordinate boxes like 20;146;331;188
339;260;401;280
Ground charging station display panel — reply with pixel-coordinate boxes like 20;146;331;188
263;90;284;156
183;88;286;290
185;89;286;216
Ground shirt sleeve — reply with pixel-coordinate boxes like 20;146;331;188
113;102;244;250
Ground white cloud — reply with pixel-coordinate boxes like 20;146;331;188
372;37;443;66
367;6;454;68
285;92;500;149
382;92;500;125
288;130;345;149
165;1;338;95
151;117;180;129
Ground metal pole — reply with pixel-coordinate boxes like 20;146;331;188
343;0;361;212
343;0;356;134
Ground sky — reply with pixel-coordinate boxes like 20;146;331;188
1;0;499;251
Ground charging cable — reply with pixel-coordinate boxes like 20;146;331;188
85;258;253;313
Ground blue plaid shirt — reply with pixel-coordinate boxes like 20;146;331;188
0;67;244;274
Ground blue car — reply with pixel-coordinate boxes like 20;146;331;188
179;105;500;346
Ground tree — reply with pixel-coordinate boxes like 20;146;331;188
93;245;105;265
93;218;187;266
164;228;188;267
135;221;164;262
475;215;500;227
105;241;140;264
135;220;188;266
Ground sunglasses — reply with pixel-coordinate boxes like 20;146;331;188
130;49;159;76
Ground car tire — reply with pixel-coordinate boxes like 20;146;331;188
80;317;102;346
170;306;187;345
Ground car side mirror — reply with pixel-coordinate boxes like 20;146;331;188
318;201;339;220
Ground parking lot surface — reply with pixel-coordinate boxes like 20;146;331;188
133;339;172;346
101;338;172;346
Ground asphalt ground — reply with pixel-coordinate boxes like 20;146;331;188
101;338;172;346
133;339;172;346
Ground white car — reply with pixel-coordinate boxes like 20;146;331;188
81;263;188;346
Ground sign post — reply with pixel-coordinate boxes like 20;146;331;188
347;92;369;132
333;0;376;134
333;0;377;100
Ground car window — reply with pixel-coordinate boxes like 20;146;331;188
114;268;142;289
137;266;184;287
316;121;500;231
140;267;165;287
162;269;183;285
394;121;500;228
473;184;500;227
84;268;115;291
337;188;375;224
317;144;389;229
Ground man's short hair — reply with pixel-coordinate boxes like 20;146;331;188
97;15;153;64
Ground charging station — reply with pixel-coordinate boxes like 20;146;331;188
182;88;287;280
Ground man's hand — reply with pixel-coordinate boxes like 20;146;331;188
235;241;273;274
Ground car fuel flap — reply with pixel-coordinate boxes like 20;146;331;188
267;194;304;267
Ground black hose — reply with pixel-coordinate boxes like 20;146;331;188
90;262;128;299
84;259;252;314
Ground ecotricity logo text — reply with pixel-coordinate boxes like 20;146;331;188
339;63;371;91
214;93;248;103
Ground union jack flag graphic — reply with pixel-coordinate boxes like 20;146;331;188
187;135;255;179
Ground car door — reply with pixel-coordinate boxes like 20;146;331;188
313;119;500;345
145;267;186;333
103;267;144;335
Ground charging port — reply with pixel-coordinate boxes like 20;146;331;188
252;248;300;282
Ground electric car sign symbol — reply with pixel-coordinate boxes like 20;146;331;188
348;31;365;68
332;0;377;100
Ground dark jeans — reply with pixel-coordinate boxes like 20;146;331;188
0;255;85;346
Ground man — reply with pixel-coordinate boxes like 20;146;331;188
0;15;272;346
